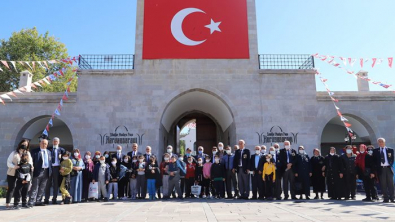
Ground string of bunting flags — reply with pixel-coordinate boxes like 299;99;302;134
42;69;78;137
313;53;395;93
0;57;79;105
314;68;354;137
0;56;79;72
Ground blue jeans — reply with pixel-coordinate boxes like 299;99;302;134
147;179;156;198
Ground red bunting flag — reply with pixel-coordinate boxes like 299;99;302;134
372;58;377;68
389;57;393;68
337;110;342;116
331;97;339;102
46;125;50;131
67;86;71;93
344;122;352;128
30;83;38;89
62;94;68;101
7;92;17;98
360;58;364;68
57;104;62;111
0;98;4;105
59;70;64;76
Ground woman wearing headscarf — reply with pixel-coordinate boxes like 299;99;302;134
293;146;312;200
310;148;326;199
324;147;345;200
70;149;85;203
82;151;94;202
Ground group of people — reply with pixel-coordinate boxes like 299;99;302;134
5;137;394;210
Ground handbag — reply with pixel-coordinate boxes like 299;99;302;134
88;182;99;199
191;185;202;196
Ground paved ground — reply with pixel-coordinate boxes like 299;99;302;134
1;194;395;222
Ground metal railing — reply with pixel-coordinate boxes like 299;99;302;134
258;54;315;69
78;54;134;70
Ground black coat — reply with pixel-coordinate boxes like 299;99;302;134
211;162;225;179
249;154;264;172
279;148;297;172
48;146;66;165
310;156;326;192
233;149;250;173
373;147;394;174
341;154;357;175
324;154;345;198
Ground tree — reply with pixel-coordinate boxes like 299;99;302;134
0;27;77;92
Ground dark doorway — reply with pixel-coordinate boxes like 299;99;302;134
177;113;217;153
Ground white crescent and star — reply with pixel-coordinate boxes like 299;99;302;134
170;8;221;46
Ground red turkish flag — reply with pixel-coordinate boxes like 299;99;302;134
143;0;249;59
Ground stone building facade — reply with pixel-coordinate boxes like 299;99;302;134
0;0;394;183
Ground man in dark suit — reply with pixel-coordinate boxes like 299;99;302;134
233;139;250;199
374;137;395;203
279;140;297;200
112;145;124;165
194;146;209;163
44;137;65;205
127;143;142;159
143;146;153;164
250;145;265;200
29;139;52;207
269;145;283;200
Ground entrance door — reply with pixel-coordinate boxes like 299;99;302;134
177;113;217;152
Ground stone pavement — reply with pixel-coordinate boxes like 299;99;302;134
1;194;395;222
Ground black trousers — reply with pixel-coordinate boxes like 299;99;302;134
6;175;17;204
265;175;274;198
251;172;265;199
275;170;283;199
185;177;194;197
45;166;60;201
180;178;185;197
213;180;224;197
14;179;29;206
363;175;378;199
344;173;356;198
118;177;129;198
202;178;211;196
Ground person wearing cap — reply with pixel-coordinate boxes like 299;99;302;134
341;145;357;200
324;147;345;200
45;137;65;205
310;148;325;199
293;146;312;200
373;137;394;203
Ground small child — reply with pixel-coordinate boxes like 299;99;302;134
262;154;276;200
92;156;110;202
108;158;120;200
202;156;213;198
145;156;159;200
211;155;225;199
185;156;196;198
13;154;32;209
59;152;73;204
194;157;204;198
160;153;171;199
129;156;138;200
177;154;187;198
136;155;146;199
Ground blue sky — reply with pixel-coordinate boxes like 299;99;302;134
1;0;395;91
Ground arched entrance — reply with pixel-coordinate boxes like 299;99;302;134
159;89;235;156
15;115;74;151
320;114;375;155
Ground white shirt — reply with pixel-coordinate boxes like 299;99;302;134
53;147;60;166
40;148;49;169
381;147;390;166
